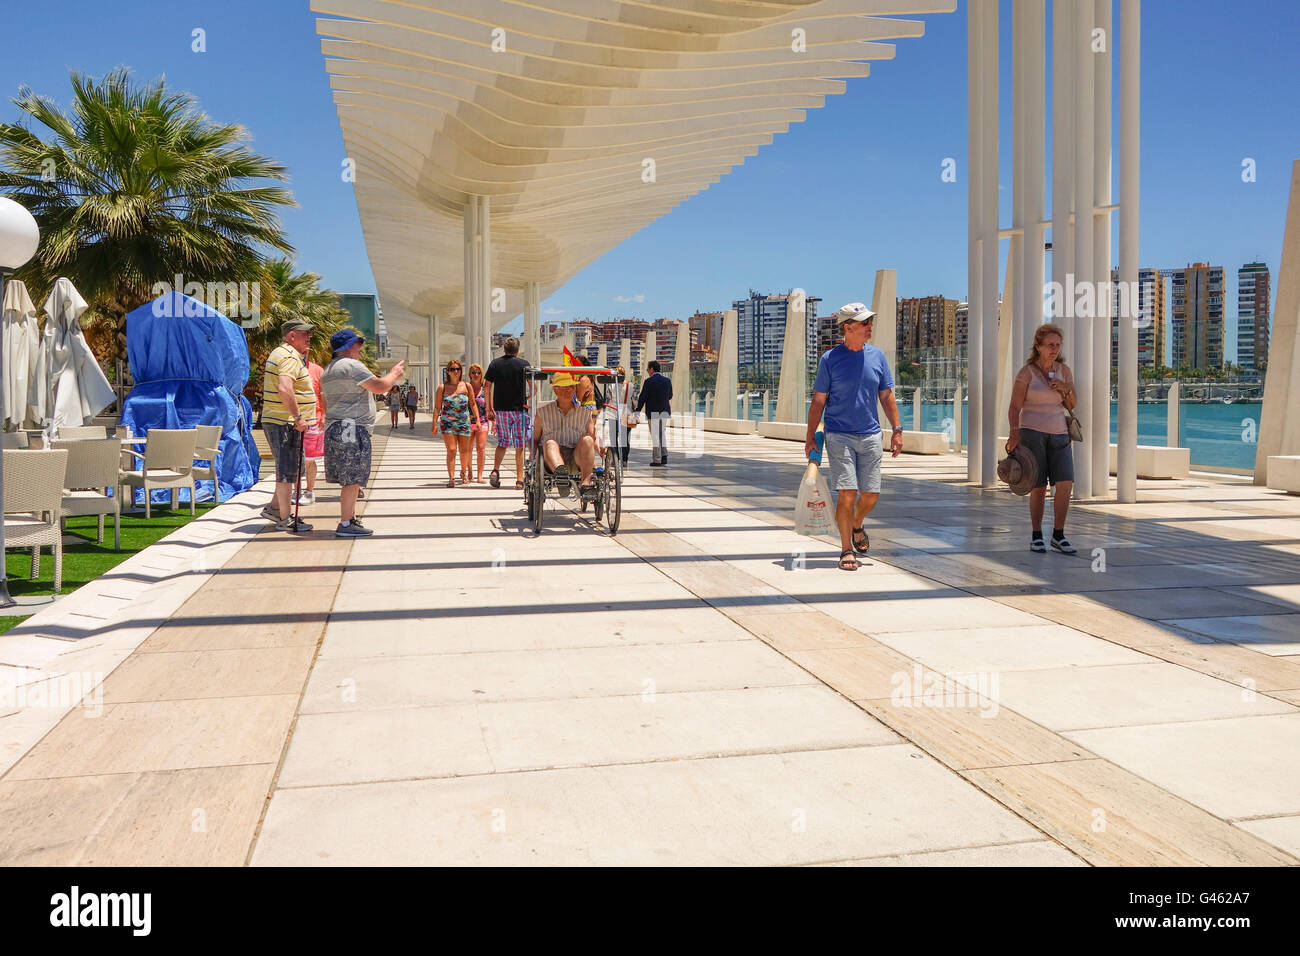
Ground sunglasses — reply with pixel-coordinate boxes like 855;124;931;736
469;370;482;376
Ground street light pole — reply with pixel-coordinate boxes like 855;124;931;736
0;196;42;608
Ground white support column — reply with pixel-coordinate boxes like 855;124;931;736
1052;0;1075;356
428;312;438;385
953;386;964;451
524;281;541;368
775;290;807;423
871;269;897;427
643;331;657;380
979;0;1000;487
478;195;492;368
967;0;983;483
463;201;477;368
715;308;739;420
1118;0;1140;502
1255;160;1300;482
1023;0;1047;362
1012;0;1027;408
671;321;691;415
1167;381;1179;447
912;388;922;431
1093;0;1114;498
1072;0;1096;499
996;253;1017;426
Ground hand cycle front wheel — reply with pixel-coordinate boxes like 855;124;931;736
602;448;621;535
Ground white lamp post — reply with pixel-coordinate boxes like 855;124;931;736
0;196;40;608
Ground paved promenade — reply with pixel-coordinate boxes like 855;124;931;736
1;417;1298;865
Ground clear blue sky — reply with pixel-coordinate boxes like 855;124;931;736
3;1;1298;356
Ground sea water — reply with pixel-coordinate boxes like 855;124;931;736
703;399;1264;471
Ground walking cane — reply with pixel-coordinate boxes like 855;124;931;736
293;426;305;531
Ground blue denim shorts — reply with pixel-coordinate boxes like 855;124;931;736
1019;427;1074;488
824;431;883;493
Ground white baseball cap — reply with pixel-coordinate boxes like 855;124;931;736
837;302;876;324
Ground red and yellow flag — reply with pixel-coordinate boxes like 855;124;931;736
562;345;576;366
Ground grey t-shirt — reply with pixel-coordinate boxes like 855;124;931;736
323;357;377;431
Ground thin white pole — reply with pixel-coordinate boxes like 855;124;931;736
980;0;1000;487
479;195;492;367
463;201;476;367
1118;0;1140;502
1093;0;1114;498
967;0;983;483
1072;0;1095;500
1012;0;1027;412
1024;0;1047;360
1051;1;1075;355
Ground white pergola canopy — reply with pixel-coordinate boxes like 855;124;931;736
314;0;956;351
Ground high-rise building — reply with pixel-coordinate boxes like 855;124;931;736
688;311;724;352
1110;267;1166;370
1237;262;1271;370
733;290;822;384
1170;263;1226;370
896;296;959;351
955;302;968;346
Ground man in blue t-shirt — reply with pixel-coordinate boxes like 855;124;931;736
805;302;903;571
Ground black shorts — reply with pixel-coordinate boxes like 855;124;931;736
263;422;302;484
1020;427;1074;488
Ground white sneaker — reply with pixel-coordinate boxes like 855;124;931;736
292;491;315;506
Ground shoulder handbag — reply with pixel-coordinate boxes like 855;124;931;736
621;383;639;427
1029;363;1083;442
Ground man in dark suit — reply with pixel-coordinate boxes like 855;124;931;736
635;360;673;466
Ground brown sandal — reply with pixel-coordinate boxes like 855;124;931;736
838;549;859;571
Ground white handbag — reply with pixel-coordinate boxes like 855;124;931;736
621;383;639;427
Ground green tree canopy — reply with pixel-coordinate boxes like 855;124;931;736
0;67;295;359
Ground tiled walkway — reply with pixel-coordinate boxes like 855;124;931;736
1;419;1297;865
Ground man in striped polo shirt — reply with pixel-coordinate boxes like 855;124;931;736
533;372;598;499
261;319;316;532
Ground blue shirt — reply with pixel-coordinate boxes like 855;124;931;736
812;344;895;435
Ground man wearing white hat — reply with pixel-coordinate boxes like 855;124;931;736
805;302;903;571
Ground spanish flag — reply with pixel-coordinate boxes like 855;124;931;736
562;345;576;366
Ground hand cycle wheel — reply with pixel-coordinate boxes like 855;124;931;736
601;448;621;535
531;467;545;534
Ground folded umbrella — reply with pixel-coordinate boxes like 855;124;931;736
30;277;116;430
2;278;40;429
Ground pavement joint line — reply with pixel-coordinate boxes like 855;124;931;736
240;424;390;866
294;681;825;716
658;437;1300;698
268;740;920;793
612;461;1298;865
794;837;1070;867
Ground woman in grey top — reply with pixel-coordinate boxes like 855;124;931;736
321;328;404;537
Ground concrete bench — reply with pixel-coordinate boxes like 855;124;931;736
699;417;757;435
1107;444;1190;479
757;421;805;441
1266;456;1300;494
886;430;947;455
758;422;946;454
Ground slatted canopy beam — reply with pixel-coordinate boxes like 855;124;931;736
314;0;956;352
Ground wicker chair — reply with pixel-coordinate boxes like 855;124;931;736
57;425;109;439
3;449;69;593
54;438;122;551
191;424;223;495
1;432;30;449
119;429;197;518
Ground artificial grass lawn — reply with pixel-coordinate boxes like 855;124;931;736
4;503;218;598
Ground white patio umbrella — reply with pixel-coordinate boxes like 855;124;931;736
1;277;39;429
29;277;116;431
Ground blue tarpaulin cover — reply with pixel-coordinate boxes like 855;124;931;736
120;292;259;503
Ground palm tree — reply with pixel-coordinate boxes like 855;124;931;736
244;259;351;379
0;68;295;361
